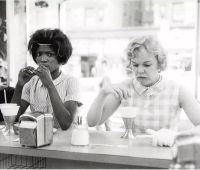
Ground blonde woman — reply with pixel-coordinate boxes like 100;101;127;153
87;36;200;147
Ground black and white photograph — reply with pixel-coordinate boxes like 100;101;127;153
0;0;200;169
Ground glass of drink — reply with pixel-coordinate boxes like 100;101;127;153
0;104;19;136
117;106;137;139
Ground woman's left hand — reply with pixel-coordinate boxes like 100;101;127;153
146;128;177;147
35;64;53;88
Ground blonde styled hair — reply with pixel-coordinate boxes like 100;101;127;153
126;36;167;71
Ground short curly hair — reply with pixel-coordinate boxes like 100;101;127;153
28;28;72;64
126;36;167;71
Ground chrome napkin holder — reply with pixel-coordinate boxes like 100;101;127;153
19;112;53;147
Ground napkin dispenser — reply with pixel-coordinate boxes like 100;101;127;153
19;112;53;147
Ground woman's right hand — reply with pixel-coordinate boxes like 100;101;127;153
18;66;36;86
100;83;132;100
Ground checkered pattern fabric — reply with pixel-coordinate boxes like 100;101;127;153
121;76;181;133
21;72;82;128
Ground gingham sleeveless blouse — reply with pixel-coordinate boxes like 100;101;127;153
121;76;181;133
21;72;82;128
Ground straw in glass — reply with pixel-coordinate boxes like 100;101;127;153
3;89;7;103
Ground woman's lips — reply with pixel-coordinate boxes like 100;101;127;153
137;77;147;79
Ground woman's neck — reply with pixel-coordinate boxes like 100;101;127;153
146;74;161;87
51;69;61;80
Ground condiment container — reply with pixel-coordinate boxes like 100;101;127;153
71;116;89;146
173;133;200;169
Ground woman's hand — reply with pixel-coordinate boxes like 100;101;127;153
146;128;177;147
100;83;132;100
18;66;36;86
35;64;53;88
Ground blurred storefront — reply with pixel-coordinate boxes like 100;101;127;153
59;0;196;85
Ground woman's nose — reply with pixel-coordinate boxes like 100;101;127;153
137;66;145;73
40;54;48;62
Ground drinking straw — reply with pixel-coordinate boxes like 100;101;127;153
3;89;7;103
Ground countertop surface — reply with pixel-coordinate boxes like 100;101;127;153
0;129;173;168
